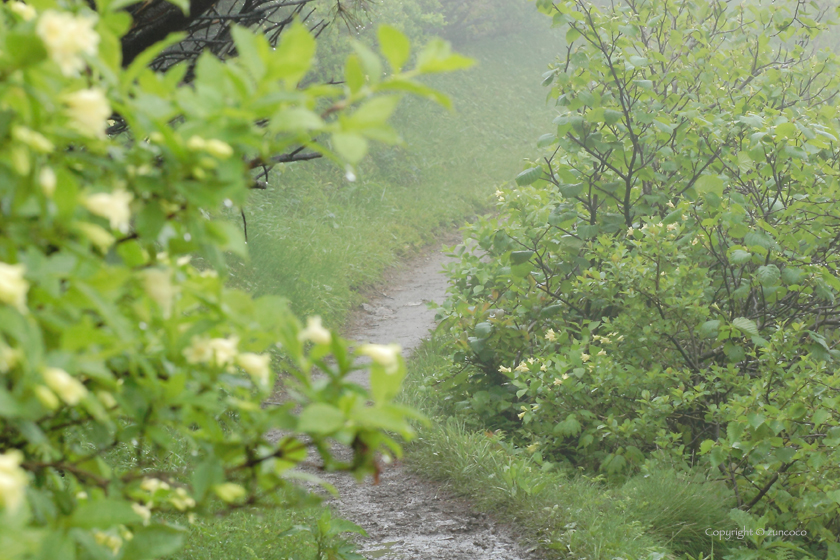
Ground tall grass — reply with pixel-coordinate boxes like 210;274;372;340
239;29;559;325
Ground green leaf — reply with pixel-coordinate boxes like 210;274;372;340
272;21;316;85
724;343;745;363
744;231;778;251
515;167;542;186
698;320;721;339
747;413;765;429
377;25;410;72
695;175;724;197
70;499;142;529
370;361;405;403
732;317;759;336
123;525;186;560
271;107;324;132
775;122;798;139
348;96;401;128
474;322;492;338
298;403;345;434
231;25;267;81
540;304;563;318
699;439;716;454
510;251;534;265
345;54;365;93
709;447;726;469
603;109;622;125
737;152;753;173
205;221;248;259
729;249;752;265
351;41;384;84
417;39;475;73
6;32;48;68
755;264;780;287
775;447;797;463
813;409;831;427
332;132;369;163
554;415;582;436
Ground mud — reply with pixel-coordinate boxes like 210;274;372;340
313;244;538;560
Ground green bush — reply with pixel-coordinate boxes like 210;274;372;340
0;1;472;558
435;0;840;555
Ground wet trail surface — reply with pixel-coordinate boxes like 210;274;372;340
320;247;537;560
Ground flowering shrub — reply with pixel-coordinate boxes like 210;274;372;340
436;0;840;554
0;0;470;558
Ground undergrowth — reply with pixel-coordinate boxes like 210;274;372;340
401;337;740;560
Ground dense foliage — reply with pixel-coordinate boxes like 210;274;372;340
437;0;840;556
0;1;471;558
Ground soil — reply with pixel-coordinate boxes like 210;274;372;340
313;242;539;560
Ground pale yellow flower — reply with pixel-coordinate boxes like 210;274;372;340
208;337;239;367
553;374;569;386
10;1;36;20
64;88;111;138
93;531;122;555
515;362;529;373
580;353;590;363
667;223;678;231
204;139;233;159
627;226;634;236
184;337;213;364
36;10;99;75
0;450;28;512
597;349;606;356
43;367;87;405
358;343;402;374
498;365;511;373
298;316;331;345
544;329;556;342
0;262;29;313
76;222;115;252
540;363;547;371
213;483;246;503
140;478;170;494
96;390;117;409
132;503;151;526
39;167;57;197
11;126;53;153
84;189;133;233
666;200;675;208
237;353;271;386
170;487;196;511
34;385;59;410
141;268;176;319
0;343;22;374
186;136;206;151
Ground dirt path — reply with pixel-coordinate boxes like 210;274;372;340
315;246;537;560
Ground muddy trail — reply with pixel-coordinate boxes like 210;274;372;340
319;245;538;560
